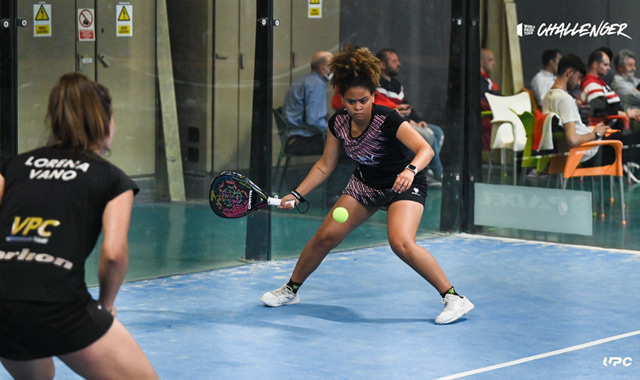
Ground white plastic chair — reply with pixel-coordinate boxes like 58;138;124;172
485;92;531;185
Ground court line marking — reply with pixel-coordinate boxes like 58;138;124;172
434;330;640;380
456;232;640;257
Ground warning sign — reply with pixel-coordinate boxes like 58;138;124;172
35;5;49;20
34;3;52;37
78;8;95;41
308;0;322;19
116;4;133;37
118;6;131;21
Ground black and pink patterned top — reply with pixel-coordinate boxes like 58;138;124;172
329;104;416;190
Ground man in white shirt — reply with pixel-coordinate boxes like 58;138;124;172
542;54;611;166
531;49;562;107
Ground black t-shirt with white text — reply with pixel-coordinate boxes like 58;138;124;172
0;146;138;302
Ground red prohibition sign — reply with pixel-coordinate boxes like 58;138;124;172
79;9;93;28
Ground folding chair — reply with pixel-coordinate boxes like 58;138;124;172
272;107;325;193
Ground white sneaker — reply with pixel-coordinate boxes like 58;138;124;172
261;284;300;307
435;294;474;324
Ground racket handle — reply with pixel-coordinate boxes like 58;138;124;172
267;197;295;207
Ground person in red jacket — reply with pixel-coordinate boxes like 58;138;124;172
581;49;640;126
374;48;444;186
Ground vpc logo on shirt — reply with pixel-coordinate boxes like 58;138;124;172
7;216;61;244
517;21;631;40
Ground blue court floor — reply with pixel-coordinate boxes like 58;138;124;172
2;235;639;379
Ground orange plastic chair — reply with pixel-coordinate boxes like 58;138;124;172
544;113;626;225
589;114;630;131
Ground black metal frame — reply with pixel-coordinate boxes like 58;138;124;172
0;0;18;163
245;0;274;261
440;0;481;233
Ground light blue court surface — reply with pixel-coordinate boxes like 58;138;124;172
2;235;640;379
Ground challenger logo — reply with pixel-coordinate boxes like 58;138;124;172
517;21;631;40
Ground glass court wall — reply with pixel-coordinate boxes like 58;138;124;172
269;1;451;258
475;0;640;250
0;0;638;284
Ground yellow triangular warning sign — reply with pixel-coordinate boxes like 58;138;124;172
36;5;49;21
118;6;130;21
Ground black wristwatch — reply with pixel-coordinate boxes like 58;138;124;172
405;164;418;175
595;131;603;139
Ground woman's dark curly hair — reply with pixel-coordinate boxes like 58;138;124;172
329;47;380;96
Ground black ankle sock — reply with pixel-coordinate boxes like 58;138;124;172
440;286;459;298
287;279;302;294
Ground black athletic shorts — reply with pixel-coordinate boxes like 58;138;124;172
343;173;428;210
0;297;114;360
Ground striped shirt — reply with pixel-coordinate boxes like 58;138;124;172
581;73;621;105
329;104;412;189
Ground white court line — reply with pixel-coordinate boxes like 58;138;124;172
455;233;640;257
434;330;640;380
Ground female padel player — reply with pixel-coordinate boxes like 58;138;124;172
261;48;473;324
0;73;158;379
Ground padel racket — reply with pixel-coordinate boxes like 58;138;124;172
209;171;294;218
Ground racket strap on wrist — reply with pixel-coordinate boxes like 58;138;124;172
290;190;306;203
290;190;309;213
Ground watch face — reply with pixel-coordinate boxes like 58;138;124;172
407;164;417;170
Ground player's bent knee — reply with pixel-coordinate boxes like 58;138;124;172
312;228;344;250
389;238;415;260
